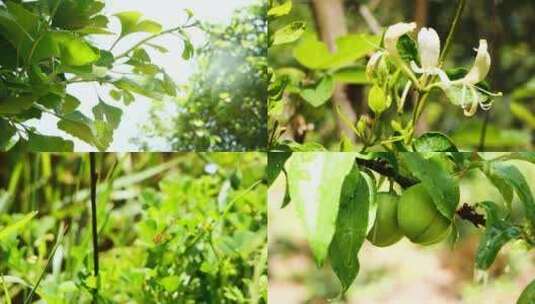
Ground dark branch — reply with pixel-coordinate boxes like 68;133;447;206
456;203;486;227
355;157;417;188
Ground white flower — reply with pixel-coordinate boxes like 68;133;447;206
384;22;416;56
409;27;450;83
366;51;384;80
453;39;491;86
417;27;440;71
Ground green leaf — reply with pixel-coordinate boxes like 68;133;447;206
400;153;460;219
497;152;535;165
333;66;370;84
0;211;38;241
267;152;291;186
293;33;379;70
299;75;335;107
517;279;535;304
413;132;458;152
52;32;100;66
475;201;521;270
484;173;514;210
92;98;123;129
268;0;292;17
484;163;535;230
182;38;194;60
0;119;17;151
162;73;176;96
329;168;369;292
329;34;380;69
159;275;180;292
57;111;96;146
58;110;114;151
61;94;81;113
293;34;335;70
52;0;105;30
27;132;74;152
397;34;419;65
115;11;162;37
272;21;305;46
0;95;37;114
368;85;388;114
285;152;357;265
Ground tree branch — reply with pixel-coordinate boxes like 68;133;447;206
355;157;417;188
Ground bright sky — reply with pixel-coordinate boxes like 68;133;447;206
28;0;254;151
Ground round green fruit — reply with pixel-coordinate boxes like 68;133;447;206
517;279;535;304
397;183;452;245
367;192;403;247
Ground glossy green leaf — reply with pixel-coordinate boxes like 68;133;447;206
57;111;96;146
52;32;100;66
400;153;460;219
329;168;369;292
52;0;105;30
62;94;81;113
268;0;292;17
333;66;370;84
413;132;458;152
267;152;291;186
293;34;336;70
92;99;123;129
299;75;335;107
0;95;37;114
272;21;305;46
397;34;419;65
27;132;74;152
484;163;535;230
115;11;162;37
285;152;357;265
475;201;521;270
485;173;514;210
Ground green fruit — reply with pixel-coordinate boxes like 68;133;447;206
517;279;535;304
367;192;403;247
397;183;452;245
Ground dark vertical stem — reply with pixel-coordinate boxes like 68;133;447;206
89;152;99;303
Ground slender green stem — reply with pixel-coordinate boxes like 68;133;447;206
115;25;183;59
439;0;467;65
89;153;99;303
24;224;66;304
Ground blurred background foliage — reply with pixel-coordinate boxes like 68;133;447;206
0;152;267;303
268;153;535;303
269;0;535;151
140;1;267;151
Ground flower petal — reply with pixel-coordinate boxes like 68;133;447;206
462;39;491;85
366;51;383;80
384;22;416;56
417;27;440;70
